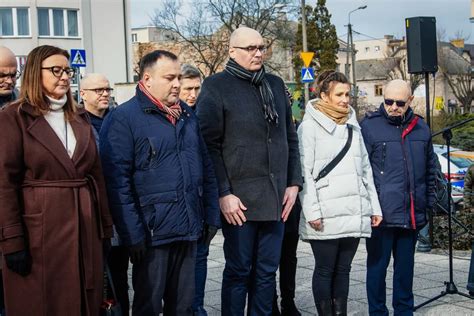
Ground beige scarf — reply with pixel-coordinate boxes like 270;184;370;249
312;98;350;125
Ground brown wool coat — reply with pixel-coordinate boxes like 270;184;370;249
0;102;113;316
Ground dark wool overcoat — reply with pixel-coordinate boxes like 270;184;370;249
0;102;113;316
196;71;303;221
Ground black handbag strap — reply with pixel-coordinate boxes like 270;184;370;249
314;125;353;183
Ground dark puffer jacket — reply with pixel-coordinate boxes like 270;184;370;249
360;104;436;229
100;87;220;247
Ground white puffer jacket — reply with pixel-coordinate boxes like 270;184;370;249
298;102;382;240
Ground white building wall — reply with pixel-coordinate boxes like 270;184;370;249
0;0;133;86
354;39;389;60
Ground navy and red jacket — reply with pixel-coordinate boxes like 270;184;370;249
360;104;436;229
99;86;220;247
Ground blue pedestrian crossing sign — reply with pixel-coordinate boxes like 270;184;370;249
301;67;314;83
70;49;86;67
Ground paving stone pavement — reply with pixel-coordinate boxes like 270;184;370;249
128;231;474;315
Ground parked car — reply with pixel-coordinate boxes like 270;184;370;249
433;145;474;204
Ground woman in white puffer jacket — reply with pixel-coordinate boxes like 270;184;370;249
297;71;382;316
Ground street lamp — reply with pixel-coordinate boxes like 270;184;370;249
345;5;367;113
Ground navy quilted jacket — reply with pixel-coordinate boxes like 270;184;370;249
100;87;220;247
360;104;436;229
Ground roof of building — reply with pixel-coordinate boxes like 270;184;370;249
355;57;400;81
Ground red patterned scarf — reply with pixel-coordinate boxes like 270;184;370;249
138;80;182;125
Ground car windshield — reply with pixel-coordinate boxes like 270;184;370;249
441;154;473;168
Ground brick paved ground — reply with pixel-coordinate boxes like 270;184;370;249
128;231;474;315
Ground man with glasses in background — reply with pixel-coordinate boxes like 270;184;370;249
361;79;436;315
197;27;302;315
80;73;130;315
0;46;20;108
80;73;113;136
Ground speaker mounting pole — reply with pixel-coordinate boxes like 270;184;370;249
425;72;430;128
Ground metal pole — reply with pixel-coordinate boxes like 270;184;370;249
349;23;358;113
301;0;309;104
345;24;350;78
76;67;81;104
425;72;431;128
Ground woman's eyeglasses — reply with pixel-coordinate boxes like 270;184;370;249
41;66;76;78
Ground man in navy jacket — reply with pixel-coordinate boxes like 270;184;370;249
361;79;436;315
100;50;220;316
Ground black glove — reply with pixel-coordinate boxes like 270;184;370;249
5;249;32;276
202;224;218;247
128;240;147;265
103;239;112;258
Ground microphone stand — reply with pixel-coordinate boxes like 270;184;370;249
414;117;474;310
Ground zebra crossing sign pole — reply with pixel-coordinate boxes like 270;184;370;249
70;49;86;103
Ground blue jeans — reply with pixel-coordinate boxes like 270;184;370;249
221;220;284;316
192;240;210;314
366;227;418;316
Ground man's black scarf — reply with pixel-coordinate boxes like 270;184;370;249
225;58;279;125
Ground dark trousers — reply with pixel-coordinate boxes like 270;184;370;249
309;238;359;303
222;220;285;316
278;232;299;303
276;199;301;304
192;239;210;313
132;241;197;316
108;246;130;316
366;227;418;316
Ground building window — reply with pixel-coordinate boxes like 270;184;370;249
375;84;383;96
131;33;137;42
53;9;64;36
67;10;78;36
375;46;380;51
0;8;30;37
38;8;79;37
365;47;370;52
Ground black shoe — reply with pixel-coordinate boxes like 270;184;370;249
316;300;333;316
332;297;347;316
281;299;301;316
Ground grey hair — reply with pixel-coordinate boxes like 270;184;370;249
181;64;201;80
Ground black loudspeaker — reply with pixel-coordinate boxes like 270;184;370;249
405;17;438;74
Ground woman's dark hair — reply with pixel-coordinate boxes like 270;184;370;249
139;50;178;79
313;70;350;98
16;45;76;119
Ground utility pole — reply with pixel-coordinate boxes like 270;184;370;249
349;24;358;112
301;0;309;104
346;5;367;114
345;27;350;79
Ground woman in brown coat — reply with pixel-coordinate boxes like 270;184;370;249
0;45;113;315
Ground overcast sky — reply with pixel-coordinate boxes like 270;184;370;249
131;0;474;42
